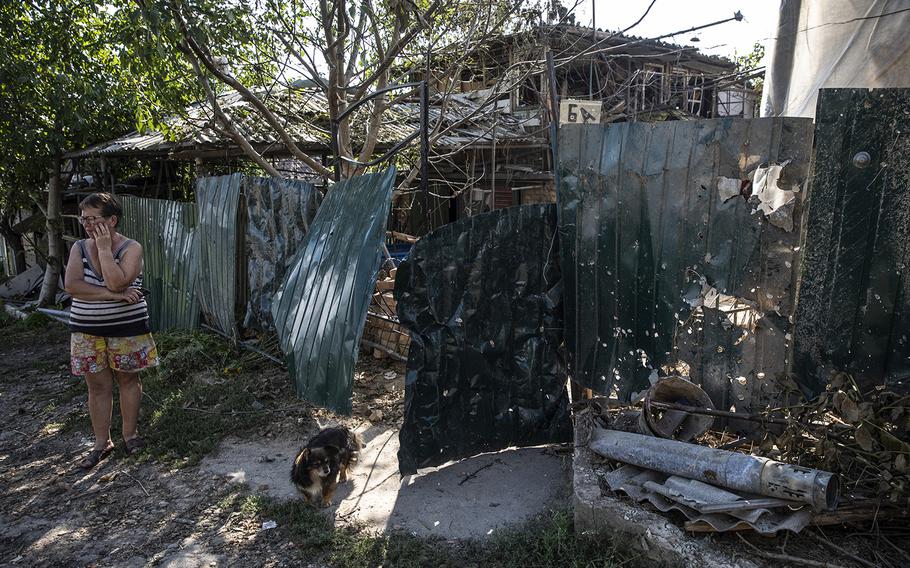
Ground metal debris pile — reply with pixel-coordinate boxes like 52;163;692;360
578;374;910;535
757;372;909;507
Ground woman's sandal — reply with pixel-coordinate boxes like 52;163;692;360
79;443;114;470
124;436;147;456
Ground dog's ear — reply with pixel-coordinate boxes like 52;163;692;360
294;448;309;467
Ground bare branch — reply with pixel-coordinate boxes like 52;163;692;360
171;1;332;177
177;41;284;179
351;0;443;100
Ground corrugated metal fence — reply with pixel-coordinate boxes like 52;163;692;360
272;168;396;414
794;88;910;394
195;174;243;338
244;176;320;330
119;195;199;331
557;118;815;413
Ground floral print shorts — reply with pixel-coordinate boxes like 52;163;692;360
70;333;159;375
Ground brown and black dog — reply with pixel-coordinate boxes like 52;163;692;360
290;426;362;507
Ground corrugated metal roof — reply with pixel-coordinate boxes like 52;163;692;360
552;24;737;70
65;87;539;159
272;168;396;414
604;464;815;534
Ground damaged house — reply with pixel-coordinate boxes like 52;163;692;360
44;23;742;239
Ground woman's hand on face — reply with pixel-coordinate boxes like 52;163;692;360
117;288;142;304
93;222;113;251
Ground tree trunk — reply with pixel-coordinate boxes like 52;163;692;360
38;154;64;307
0;214;27;275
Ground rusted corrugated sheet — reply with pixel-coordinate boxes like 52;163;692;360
119;195;199;331
793;88;910;394
272;168;396;413
557;118;814;414
195;174;242;338
243;176;321;330
603;464;814;534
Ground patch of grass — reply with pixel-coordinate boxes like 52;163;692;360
237;497;632;568
483;509;629;568
50;328;289;466
41;421;65;435
0;305;70;346
136;329;286;467
0;305;54;332
215;486;250;511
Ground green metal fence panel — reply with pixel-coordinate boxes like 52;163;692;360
794;88;910;394
244;177;321;331
119;195;199;331
195;174;242;338
557;118;814;411
396;204;571;475
272;168;396;414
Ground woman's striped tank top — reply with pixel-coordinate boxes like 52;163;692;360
69;239;150;337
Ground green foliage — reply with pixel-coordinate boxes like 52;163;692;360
734;41;765;93
122;0;278;132
135;329;279;466
0;1;134;210
0;305;53;332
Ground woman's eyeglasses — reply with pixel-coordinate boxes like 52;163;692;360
78;215;109;225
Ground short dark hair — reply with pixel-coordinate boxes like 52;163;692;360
79;193;122;226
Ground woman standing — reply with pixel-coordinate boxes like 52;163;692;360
64;193;158;470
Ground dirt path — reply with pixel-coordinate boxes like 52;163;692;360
0;323;572;567
0;324;314;567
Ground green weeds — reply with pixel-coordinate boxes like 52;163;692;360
235;495;632;568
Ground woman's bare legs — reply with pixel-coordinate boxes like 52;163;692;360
84;369;115;451
114;370;142;442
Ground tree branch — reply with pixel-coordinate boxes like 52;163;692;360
177;40;284;179
351;0;443;101
171;0;332;178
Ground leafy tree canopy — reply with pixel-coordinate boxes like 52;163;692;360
0;1;128;207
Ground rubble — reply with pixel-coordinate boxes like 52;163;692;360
575;372;908;545
590;428;838;510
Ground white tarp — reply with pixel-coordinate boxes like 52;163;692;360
761;0;910;118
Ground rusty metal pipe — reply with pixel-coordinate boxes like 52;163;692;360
590;428;839;511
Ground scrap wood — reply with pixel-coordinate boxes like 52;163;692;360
685;503;910;533
808;531;878;568
698;497;800;514
736;534;847;568
386;230;417;243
